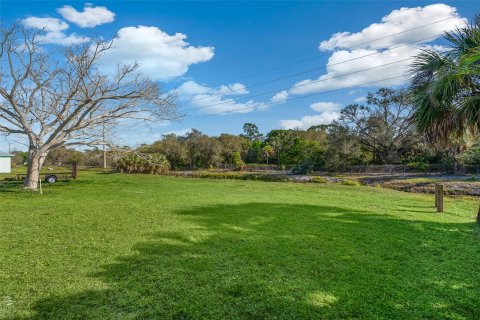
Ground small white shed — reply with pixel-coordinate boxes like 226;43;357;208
0;152;13;173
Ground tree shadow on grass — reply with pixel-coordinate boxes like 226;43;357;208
0;180;75;193
13;203;480;320
0;181;23;192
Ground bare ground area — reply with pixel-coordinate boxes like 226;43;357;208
168;170;480;197
354;173;480;196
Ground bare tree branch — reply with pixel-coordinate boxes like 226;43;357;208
0;25;178;189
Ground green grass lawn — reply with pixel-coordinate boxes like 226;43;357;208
1;172;479;319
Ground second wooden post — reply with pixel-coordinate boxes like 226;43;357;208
435;184;444;213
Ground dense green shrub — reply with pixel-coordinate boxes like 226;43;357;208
11;151;28;166
114;153;170;174
197;172;239;180
310;176;327;183
232;151;245;170
407;161;431;172
341;179;360;186
461;144;480;165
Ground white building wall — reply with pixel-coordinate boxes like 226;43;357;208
0;157;12;173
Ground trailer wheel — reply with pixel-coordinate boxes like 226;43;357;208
45;175;58;183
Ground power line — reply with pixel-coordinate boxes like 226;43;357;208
188;32;447;104
181;57;413;113
182;30;452;113
189;18;458;103
181;74;405;121
228;16;457;82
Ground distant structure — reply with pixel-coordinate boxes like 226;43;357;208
0;152;13;173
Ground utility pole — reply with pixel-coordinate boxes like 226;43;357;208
103;121;107;169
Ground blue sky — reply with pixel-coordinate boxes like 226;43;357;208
1;1;479;150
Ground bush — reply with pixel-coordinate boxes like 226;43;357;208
232;152;245;171
114;152;170;174
12;151;28;166
310;176;327;183
461;144;480;165
341;179;360;186
407;161;431;172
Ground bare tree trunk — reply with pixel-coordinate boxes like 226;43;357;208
0;27;177;183
24;149;47;191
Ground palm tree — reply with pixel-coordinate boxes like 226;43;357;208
411;15;480;138
410;15;480;222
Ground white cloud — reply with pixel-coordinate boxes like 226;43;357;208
279;101;341;130
354;96;367;103
23;17;68;32
177;80;265;114
176;80;212;96
178;81;249;98
22;17;87;45
57;4;115;28
41;31;88;46
98;26;214;81
279;111;340;130
310;102;341;112
270;90;289;103
289;4;466;96
218;83;249;95
191;95;263;114
319;4;465;51
290;46;416;95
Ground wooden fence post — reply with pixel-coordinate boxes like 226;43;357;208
435;184;444;213
72;162;77;179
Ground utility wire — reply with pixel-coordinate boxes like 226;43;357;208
181;57;413;113
182;30;451;113
182;74;405;121
229;16;458;82
188;34;443;103
189;18;457;102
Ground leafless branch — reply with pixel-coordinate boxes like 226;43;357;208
0;24;178;188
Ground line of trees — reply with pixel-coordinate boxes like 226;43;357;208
32;83;480;173
127;85;479;172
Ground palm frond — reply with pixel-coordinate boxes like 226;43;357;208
444;15;480;58
459;95;480;132
409;14;480;145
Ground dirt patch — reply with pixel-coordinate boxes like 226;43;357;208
168;171;480;197
378;180;480;196
357;174;480;196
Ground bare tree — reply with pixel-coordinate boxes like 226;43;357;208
338;88;417;164
0;26;177;190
